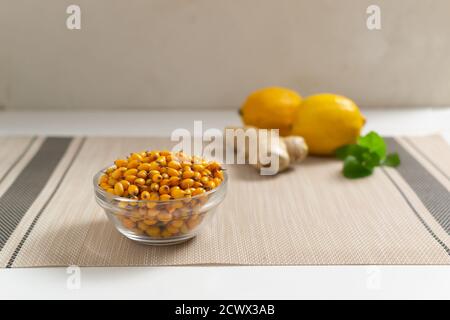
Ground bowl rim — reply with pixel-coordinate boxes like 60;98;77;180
93;166;228;204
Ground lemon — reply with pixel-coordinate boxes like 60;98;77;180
291;94;365;156
240;87;302;136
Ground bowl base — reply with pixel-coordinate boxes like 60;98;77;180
121;231;197;246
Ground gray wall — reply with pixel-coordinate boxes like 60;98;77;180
1;0;450;110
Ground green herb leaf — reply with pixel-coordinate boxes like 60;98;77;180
357;131;387;160
343;156;374;179
336;144;367;160
360;151;380;169
383;153;401;167
336;131;401;179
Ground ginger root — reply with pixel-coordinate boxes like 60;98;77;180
225;126;308;174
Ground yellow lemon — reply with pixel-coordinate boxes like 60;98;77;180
291;94;365;156
240;87;302;136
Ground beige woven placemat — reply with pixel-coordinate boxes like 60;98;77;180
0;135;449;267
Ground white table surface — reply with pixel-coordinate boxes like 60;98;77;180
0;108;449;300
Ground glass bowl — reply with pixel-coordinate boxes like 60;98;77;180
93;168;228;245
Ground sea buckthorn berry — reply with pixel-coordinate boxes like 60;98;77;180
170;220;184;229
182;160;192;167
125;175;137;183
149;170;160;177
202;169;212;176
122;218;136;229
146;209;159;218
127;160;140;169
193;171;201;181
100;174;109;184
137;221;149;231
120;180;130;190
205;181;216;190
150;183;160;192
111;169;123;180
130;153;143;162
159;185;170;195
192;188;206;196
193;181;203;188
106;188;115;194
180;224;189;234
135;178;146;186
100;183;110;190
170;202;184;210
159;194;172;201
146;202;157;209
149;192;160;201
146;226;160;237
160;150;171;156
108;177;118;186
180;178;194;189
214;170;224;179
167;168;179;177
128;185;139;196
138;163;151;171
170;186;185;199
160;178;170;186
115;159;128;168
156;156;167;166
200;176;209;184
143;219;157;226
137;170;148;179
141;191;151;200
192;164;204;172
182;170;194;179
114;182;124;196
161;229;172;238
152;174;163;183
169;176;181;186
207;162;221;171
157;212;173;222
213;178;222;186
124;168;138;177
166;225;179;234
168;160;182;170
148;162;159;170
118;201;128;209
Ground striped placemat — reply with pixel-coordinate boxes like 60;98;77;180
0;135;449;267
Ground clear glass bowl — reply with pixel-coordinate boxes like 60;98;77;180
93;169;228;245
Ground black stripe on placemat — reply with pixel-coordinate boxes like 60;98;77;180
382;168;450;256
0;137;73;252
0;136;37;187
403;137;450;181
385;138;450;236
6;138;86;268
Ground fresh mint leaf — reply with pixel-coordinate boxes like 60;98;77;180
343;156;374;179
336;144;379;169
336;131;400;179
357;131;387;160
360;151;380;169
335;144;367;160
383;153;401;167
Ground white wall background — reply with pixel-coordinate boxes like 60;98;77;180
1;0;450;110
